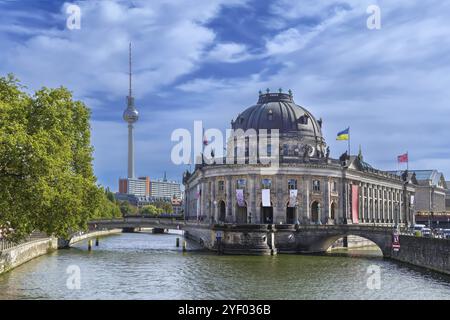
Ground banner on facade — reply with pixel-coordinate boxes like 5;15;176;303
262;189;271;207
288;189;298;207
236;189;245;207
351;185;359;224
410;195;415;206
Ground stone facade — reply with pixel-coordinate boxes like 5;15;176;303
184;159;416;227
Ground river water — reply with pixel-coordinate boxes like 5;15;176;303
0;232;449;300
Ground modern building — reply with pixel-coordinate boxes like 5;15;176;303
183;90;416;226
118;176;150;197
150;176;182;199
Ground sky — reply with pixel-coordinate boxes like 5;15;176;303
1;0;450;191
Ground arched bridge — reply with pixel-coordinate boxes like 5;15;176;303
88;218;399;257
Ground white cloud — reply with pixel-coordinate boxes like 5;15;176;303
0;0;248;101
206;42;252;63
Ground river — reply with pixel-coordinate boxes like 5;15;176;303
0;232;449;300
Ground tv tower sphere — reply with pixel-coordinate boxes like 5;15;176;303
123;98;139;123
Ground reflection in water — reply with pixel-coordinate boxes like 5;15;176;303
0;232;449;300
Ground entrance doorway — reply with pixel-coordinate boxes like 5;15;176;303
330;202;336;220
311;201;320;224
236;205;248;224
286;206;295;224
261;204;273;224
219;201;226;222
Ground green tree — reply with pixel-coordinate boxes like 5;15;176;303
119;201;138;216
140;204;162;216
153;201;173;214
0;74;111;240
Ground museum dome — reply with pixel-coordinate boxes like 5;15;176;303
232;90;324;140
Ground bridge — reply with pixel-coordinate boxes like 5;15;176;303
88;218;400;257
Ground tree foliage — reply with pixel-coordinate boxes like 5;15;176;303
0;74;119;240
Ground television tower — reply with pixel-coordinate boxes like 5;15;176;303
123;43;139;179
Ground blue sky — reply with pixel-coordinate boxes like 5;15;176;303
1;0;450;191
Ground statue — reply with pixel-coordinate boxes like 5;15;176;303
339;151;349;163
325;146;330;160
401;170;409;182
303;145;312;162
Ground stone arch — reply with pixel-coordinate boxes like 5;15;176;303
303;228;393;257
330;201;336;221
311;201;321;224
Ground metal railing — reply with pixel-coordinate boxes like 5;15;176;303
0;232;49;253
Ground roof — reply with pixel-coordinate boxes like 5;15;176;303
387;170;447;188
232;91;324;139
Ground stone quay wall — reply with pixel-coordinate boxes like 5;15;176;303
0;229;123;275
0;237;58;275
390;236;450;275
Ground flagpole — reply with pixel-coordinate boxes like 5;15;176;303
348;126;351;156
407;151;409;171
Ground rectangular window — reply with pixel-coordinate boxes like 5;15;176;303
261;178;272;189
331;181;337;192
313;180;321;192
236;179;246;190
288;179;297;190
218;180;224;192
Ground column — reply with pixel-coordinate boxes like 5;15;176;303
225;176;232;223
381;187;386;223
305;177;311;222
249;174;257;224
275;174;284;223
361;183;366;223
324;179;330;224
211;178;217;223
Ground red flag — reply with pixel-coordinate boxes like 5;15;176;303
398;153;408;163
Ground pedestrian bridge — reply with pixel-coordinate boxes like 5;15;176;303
88;218;400;257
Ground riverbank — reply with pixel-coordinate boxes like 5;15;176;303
66;229;122;247
0;229;122;275
0;237;58;275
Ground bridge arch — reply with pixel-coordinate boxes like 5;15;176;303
297;226;393;257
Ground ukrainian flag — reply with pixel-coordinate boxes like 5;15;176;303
336;127;350;141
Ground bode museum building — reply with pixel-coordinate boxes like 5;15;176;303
183;90;417;227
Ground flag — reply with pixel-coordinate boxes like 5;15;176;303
288;189;297;207
236;189;245;207
398;153;408;163
336;127;350;141
262;189;271;207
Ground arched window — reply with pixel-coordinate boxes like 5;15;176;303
298;115;309;125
